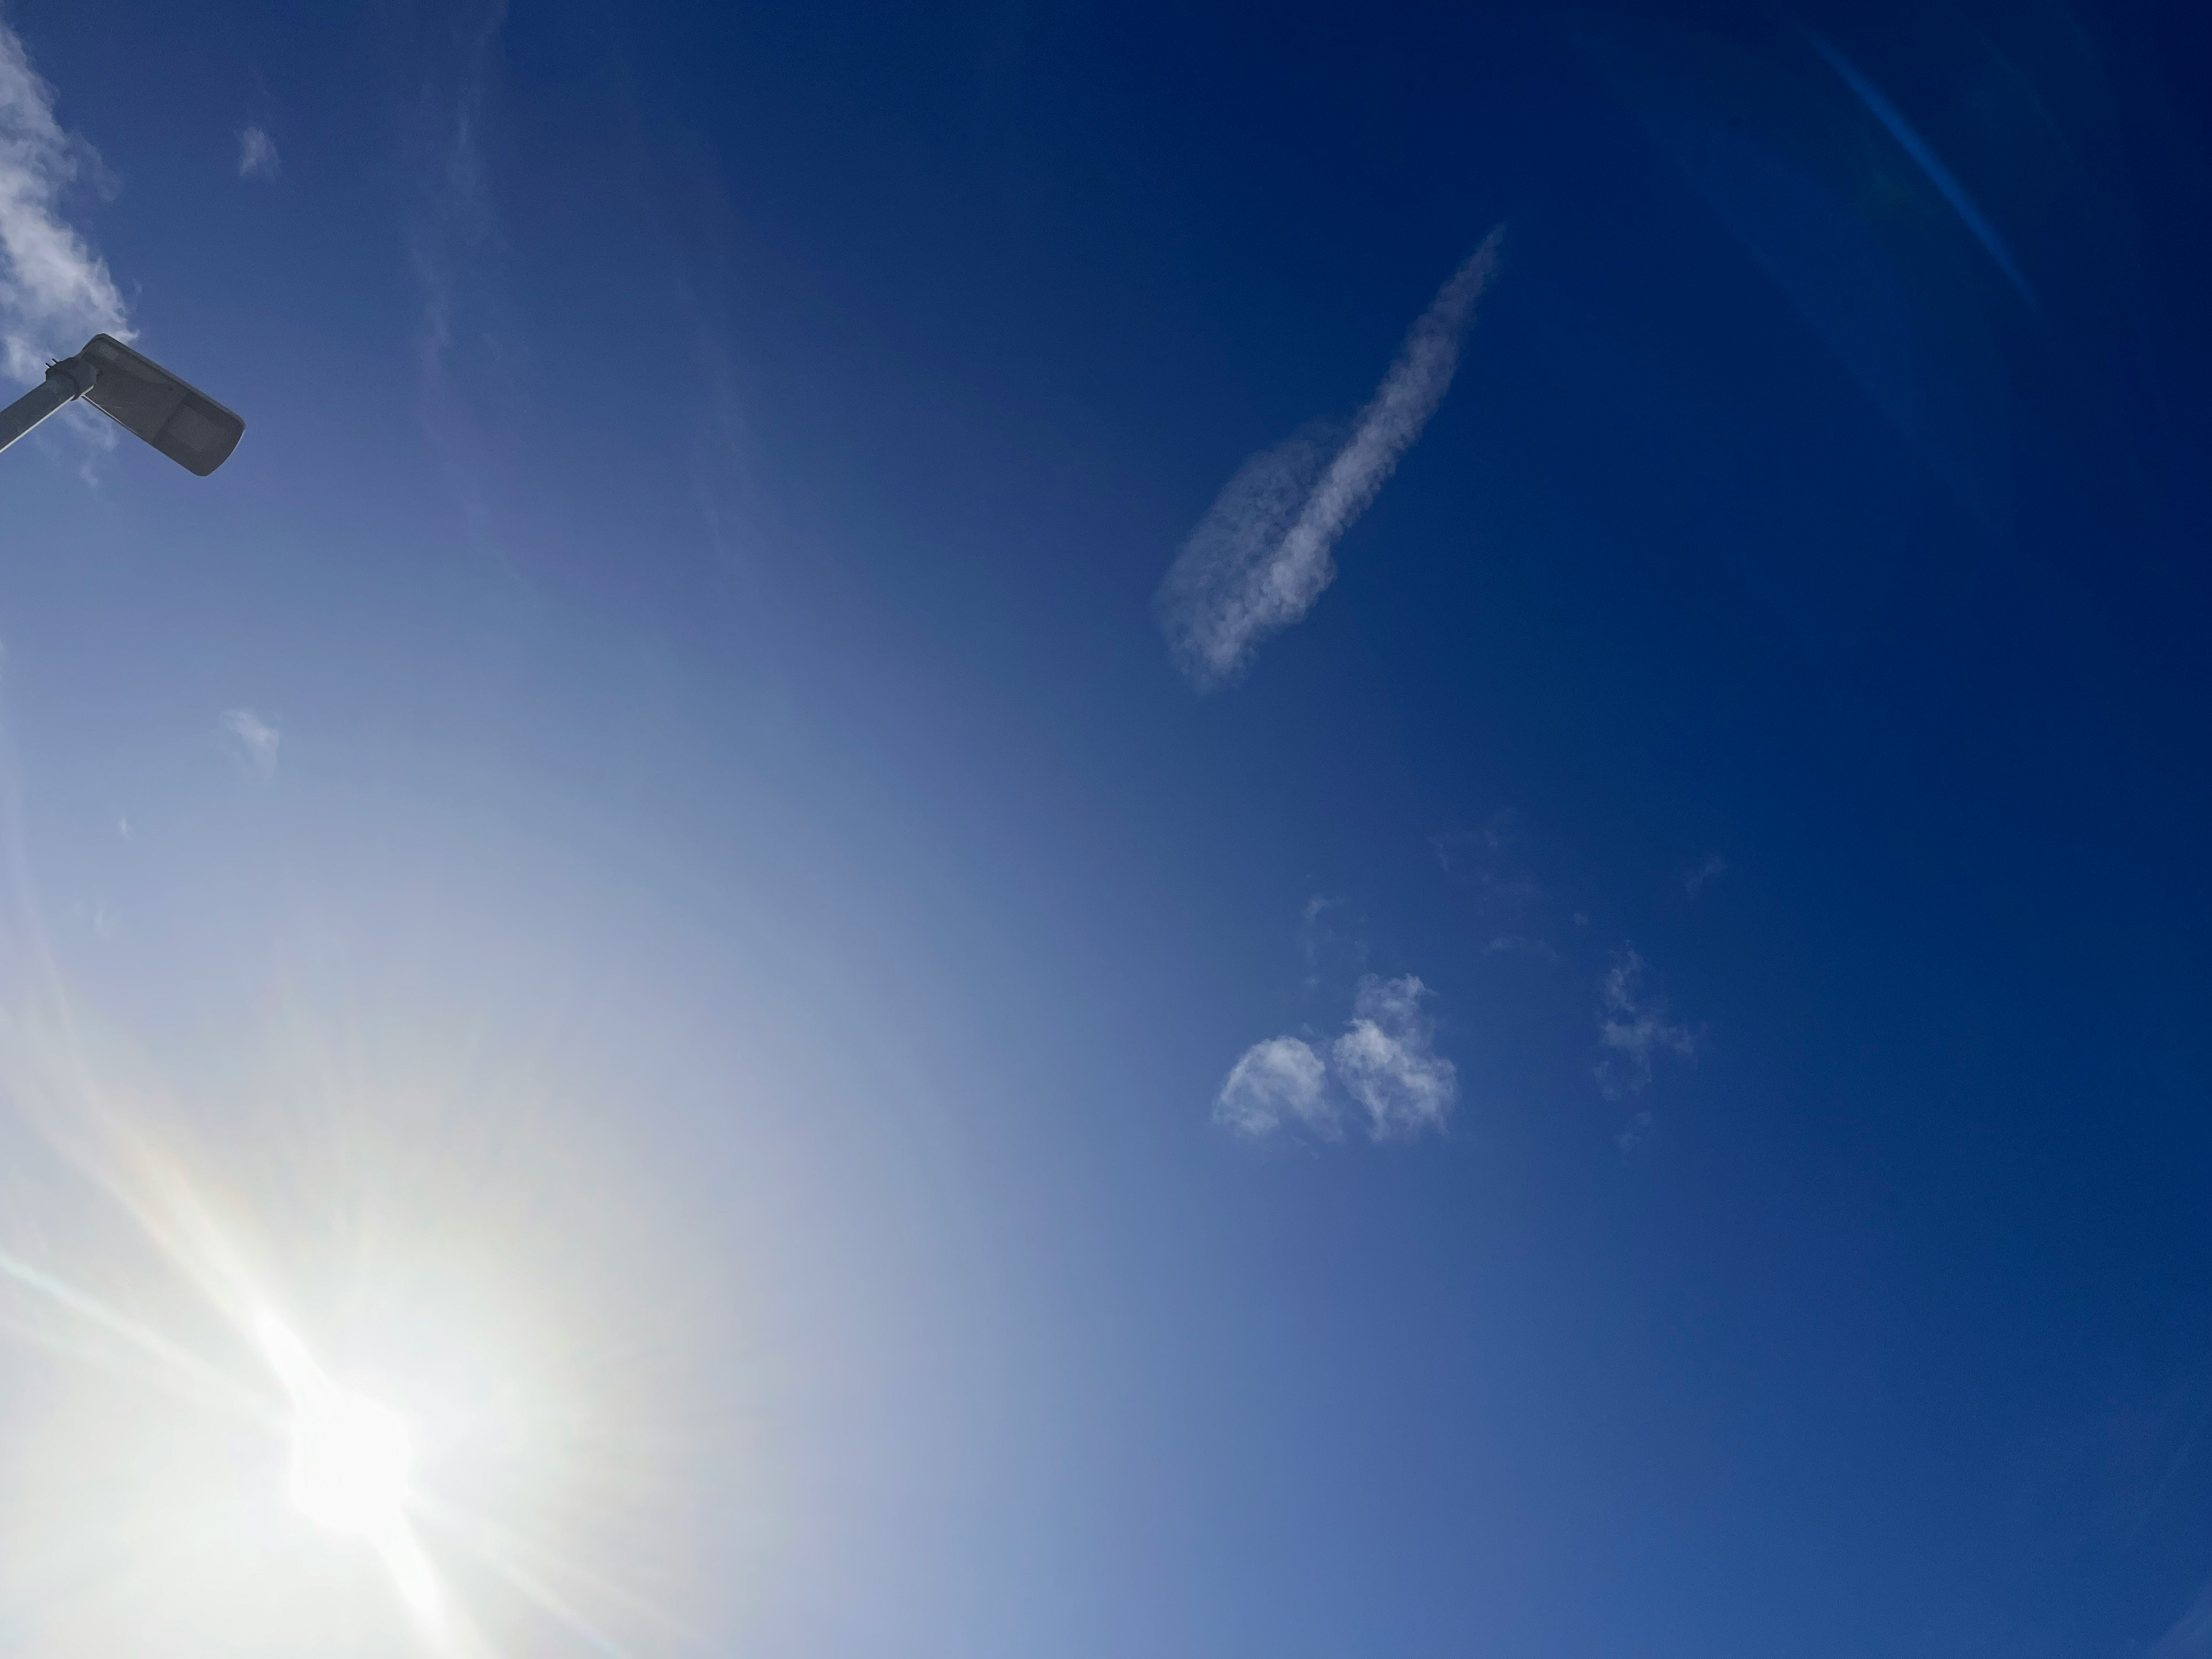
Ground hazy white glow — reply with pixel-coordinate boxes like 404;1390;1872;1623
259;1311;415;1541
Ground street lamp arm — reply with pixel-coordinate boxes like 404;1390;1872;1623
0;353;100;457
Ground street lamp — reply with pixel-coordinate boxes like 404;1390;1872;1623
0;334;245;476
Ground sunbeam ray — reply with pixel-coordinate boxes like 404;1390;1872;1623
0;1245;274;1422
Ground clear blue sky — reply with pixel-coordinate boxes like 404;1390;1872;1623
2;2;2211;1656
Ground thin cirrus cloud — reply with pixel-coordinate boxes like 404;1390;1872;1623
1683;853;1729;896
1615;1109;1658;1156
237;125;279;181
1214;974;1457;1145
0;21;131;384
408;2;520;516
221;710;280;778
1433;818;1542;911
1594;948;1699;1099
1156;225;1508;690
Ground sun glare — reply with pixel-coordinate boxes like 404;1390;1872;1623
258;1312;415;1541
287;1376;415;1538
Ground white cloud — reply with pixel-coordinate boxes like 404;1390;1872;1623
1331;974;1457;1141
0;22;129;385
1615;1109;1658;1156
1156;224;1508;690
221;709;280;778
1214;975;1459;1146
1214;1036;1333;1139
237;125;279;181
1595;948;1699;1097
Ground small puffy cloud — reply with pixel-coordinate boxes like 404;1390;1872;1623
1616;1109;1659;1156
1214;1036;1333;1139
222;709;280;777
237;124;279;180
1594;948;1699;1097
1214;975;1459;1146
1331;974;1457;1141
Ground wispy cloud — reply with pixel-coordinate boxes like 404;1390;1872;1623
1485;934;1560;961
1214;1036;1334;1139
1594;948;1699;1098
0;21;130;384
1615;1109;1658;1156
1333;975;1457;1141
407;0;515;526
237;125;279;181
1217;974;1458;1145
1297;893;1368;996
221;710;280;778
2150;1567;2212;1659
1433;816;1541;911
1157;225;1508;690
1683;853;1729;897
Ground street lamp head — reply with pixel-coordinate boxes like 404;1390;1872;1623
77;334;246;476
0;333;245;475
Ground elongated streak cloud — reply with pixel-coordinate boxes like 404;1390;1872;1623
1157;224;1506;690
0;22;130;384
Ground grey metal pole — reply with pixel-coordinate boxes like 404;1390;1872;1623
0;355;99;457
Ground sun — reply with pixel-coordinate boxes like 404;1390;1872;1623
286;1372;415;1539
257;1312;415;1543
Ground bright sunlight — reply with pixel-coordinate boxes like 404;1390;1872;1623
259;1312;415;1541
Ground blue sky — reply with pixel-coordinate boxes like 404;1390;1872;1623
1;2;2211;1656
